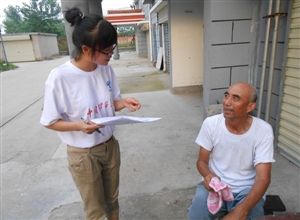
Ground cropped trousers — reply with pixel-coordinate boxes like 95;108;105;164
67;136;120;220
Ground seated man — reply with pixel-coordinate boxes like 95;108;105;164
188;82;275;220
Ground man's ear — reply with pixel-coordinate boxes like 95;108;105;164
247;102;256;113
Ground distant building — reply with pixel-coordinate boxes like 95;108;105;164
0;33;59;62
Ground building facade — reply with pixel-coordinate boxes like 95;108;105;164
60;0;300;167
137;0;300;167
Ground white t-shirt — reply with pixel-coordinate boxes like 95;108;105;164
195;114;275;193
40;61;122;148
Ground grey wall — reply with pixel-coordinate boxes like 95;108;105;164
151;12;159;62
202;0;290;132
254;0;290;129
163;24;170;73
142;0;165;62
136;27;148;58
203;0;254;111
31;33;59;60
138;0;152;20
135;0;151;58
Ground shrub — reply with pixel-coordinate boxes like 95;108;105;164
57;38;69;52
0;60;18;71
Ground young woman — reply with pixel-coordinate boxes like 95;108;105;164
40;7;141;220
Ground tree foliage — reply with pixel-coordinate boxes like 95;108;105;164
117;26;135;36
2;6;26;33
3;0;65;38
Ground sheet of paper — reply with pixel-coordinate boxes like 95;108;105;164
91;116;161;126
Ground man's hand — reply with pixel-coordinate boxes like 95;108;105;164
203;173;220;191
223;207;247;220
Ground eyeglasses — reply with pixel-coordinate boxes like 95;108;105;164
96;44;117;56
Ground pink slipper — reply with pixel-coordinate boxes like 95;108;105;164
207;191;223;214
222;186;234;201
209;177;228;191
207;177;234;214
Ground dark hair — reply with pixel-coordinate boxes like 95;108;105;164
64;7;117;60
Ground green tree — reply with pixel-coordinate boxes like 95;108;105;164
3;6;26;33
3;0;65;38
117;26;135;36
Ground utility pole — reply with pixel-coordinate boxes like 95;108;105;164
0;24;9;66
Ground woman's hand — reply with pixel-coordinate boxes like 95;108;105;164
114;97;141;112
123;97;141;112
45;119;104;134
78;119;104;134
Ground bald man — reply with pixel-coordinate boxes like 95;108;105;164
188;82;275;220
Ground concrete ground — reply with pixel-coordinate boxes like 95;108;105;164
1;51;299;220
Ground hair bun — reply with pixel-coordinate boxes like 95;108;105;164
64;7;83;27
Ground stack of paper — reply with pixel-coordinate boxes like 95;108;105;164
91;116;161;126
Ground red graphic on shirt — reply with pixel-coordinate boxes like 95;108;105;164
87;100;113;117
87;109;93;117
94;106;98;114
98;103;103;111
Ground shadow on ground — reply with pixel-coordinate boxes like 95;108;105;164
49;187;195;220
109;51;170;94
117;71;170;94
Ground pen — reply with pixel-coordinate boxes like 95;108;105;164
81;117;104;135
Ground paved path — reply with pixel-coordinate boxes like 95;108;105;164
110;51;170;94
1;52;299;220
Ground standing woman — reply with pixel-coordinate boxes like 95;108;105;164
40;7;140;220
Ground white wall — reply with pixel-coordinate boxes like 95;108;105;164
169;0;203;88
0;34;35;62
0;33;58;62
31;33;59;61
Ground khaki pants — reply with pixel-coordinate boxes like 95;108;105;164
67;136;120;220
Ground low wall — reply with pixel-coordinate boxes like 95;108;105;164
31;33;59;61
0;33;59;62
